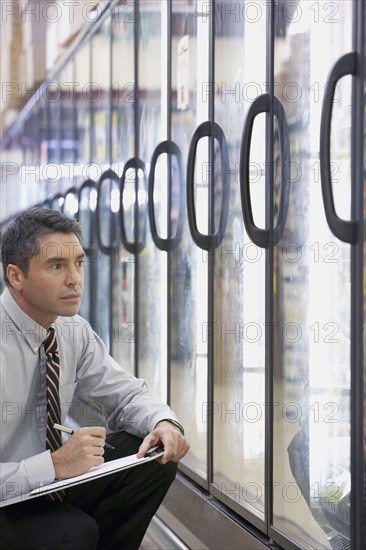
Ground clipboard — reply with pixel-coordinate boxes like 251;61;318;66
0;446;164;508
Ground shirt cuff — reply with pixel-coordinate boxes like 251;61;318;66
154;418;185;436
24;451;55;489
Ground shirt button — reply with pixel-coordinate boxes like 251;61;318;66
34;347;38;352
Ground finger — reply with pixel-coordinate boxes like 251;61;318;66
90;437;105;454
137;435;160;458
94;446;105;456
79;426;107;438
158;436;188;463
93;456;105;467
153;438;175;463
136;440;154;458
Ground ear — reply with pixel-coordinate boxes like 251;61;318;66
7;264;25;290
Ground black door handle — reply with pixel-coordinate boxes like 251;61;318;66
96;169;120;255
186;121;230;251
320;51;358;244
77;178;97;254
148;140;184;251
120;158;147;254
240;93;290;248
240;94;270;248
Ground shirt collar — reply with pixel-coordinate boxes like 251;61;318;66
1;287;48;354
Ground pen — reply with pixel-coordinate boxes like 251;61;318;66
53;423;115;450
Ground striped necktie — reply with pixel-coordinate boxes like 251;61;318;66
45;326;64;501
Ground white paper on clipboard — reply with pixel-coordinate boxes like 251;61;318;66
0;447;164;508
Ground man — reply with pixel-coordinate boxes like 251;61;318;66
0;207;189;549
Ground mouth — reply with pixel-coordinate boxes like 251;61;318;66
61;294;81;300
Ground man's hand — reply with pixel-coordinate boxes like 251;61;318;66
51;427;106;479
136;421;190;464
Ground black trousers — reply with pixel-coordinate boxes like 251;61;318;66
0;432;177;550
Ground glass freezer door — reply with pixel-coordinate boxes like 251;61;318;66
170;0;209;479
91;18;112;349
212;0;266;525
272;1;353;548
110;2;136;375
137;0;168;400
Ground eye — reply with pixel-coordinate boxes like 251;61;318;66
76;259;85;268
51;263;62;270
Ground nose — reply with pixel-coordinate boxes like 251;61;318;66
65;263;82;287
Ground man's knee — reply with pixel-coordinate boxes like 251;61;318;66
150;460;178;495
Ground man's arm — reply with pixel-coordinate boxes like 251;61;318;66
0;453;55;502
73;320;187;439
60;318;189;464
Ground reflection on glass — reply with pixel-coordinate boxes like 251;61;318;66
91;18;112;349
63;190;78;218
110;1;136;374
212;1;266;520
111;1;135;164
272;2;352;548
152;154;168;240
170;0;208;478
19;106;48;207
47;79;62;164
111;252;135;376
78;186;96;322
91;19;110;167
50;194;65;212
60;62;76;164
38;97;49;170
121;168;140;244
97;173;119;349
74;40;95;327
137;0;167;400
75;42;91;168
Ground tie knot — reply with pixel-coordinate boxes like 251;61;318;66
45;326;57;354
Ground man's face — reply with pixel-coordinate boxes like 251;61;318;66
10;232;84;327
